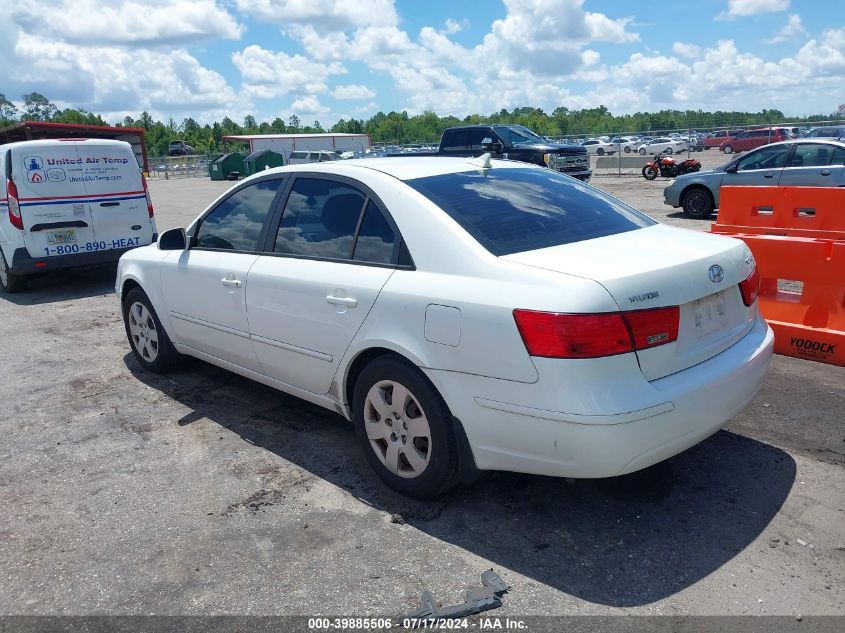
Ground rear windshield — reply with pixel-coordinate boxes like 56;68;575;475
406;167;655;256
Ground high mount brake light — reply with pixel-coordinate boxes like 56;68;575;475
6;179;23;230
513;306;680;359
739;264;760;307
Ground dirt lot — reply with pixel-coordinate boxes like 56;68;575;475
1;164;844;621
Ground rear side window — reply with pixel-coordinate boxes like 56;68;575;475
274;178;366;259
407;168;655;256
194;179;282;251
353;201;396;264
441;130;467;150
788;143;841;167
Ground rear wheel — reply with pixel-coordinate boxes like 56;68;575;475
665;147;673;155
122;287;178;372
0;248;27;293
642;165;659;180
639;147;647;155
624;146;631;153
352;356;459;498
681;187;715;219
597;148;605;156
723;145;734;154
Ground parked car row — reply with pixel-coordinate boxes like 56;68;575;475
664;139;845;218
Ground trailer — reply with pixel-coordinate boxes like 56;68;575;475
222;133;371;162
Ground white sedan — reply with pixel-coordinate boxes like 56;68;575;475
117;157;773;498
580;139;617;155
639;137;689;155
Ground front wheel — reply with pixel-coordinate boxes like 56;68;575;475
723;145;734;154
0;248;27;293
665;147;673;155
624;146;630;153
639;147;647;155
122;288;179;372
597;148;605;156
352;356;460;498
642;165;659;180
682;188;715;219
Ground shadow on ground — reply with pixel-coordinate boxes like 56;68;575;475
1;265;117;305
126;353;796;608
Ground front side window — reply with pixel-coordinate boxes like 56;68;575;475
407;167;655;256
194;179;282;251
273;178;366;259
737;145;790;171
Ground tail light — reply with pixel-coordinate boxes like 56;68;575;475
513;306;680;359
739;264;759;306
6;179;23;230
142;176;154;218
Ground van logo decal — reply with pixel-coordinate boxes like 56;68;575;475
27;170;46;184
708;264;725;283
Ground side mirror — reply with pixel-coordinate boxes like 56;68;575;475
158;227;187;250
482;140;503;154
725;164;738;174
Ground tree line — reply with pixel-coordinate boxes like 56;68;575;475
2;92;842;157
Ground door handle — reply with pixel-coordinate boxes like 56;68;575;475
99;202;120;207
821;169;831;176
326;295;358;308
763;172;774;178
221;277;242;288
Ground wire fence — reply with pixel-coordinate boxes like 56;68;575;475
147;154;213;179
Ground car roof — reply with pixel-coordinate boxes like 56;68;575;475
4;138;131;149
250;156;541;182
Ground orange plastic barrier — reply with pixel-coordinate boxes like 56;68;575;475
735;234;845;366
712;186;845;240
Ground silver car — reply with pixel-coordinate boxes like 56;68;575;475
664;139;845;219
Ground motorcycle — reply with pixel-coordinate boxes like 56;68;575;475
642;149;701;180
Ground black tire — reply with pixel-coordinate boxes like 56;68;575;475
597;148;605;156
0;248;27;293
639;147;647;155
665;147;673;155
723;145;734;154
624;146;630;153
122;287;179;373
352;356;460;498
681;187;715;219
642;165;659;180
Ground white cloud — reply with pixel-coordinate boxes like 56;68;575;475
5;32;245;122
12;0;242;45
768;14;806;43
290;95;330;118
232;45;346;98
444;19;468;35
331;84;376;100
237;0;397;30
673;42;702;58
719;0;790;20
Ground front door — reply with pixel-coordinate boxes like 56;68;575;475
160;178;284;372
723;143;791;186
247;177;399;394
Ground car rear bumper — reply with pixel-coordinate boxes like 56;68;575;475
426;314;774;478
8;241;155;276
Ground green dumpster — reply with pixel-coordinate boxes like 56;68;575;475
209;152;245;181
243;149;285;176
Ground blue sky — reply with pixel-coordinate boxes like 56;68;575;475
1;0;841;125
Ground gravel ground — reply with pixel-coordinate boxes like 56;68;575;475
1;163;843;621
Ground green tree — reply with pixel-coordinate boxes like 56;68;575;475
0;94;18;124
22;92;57;121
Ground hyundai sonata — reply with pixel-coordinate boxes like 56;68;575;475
117;157;773;498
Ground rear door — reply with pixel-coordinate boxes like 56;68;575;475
779;143;845;187
11;142;98;258
246;175;397;394
74;141;155;252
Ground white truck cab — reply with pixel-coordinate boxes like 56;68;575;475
0;139;157;292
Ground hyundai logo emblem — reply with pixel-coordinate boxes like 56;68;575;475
708;264;724;283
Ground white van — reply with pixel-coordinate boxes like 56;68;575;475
0;139;157;292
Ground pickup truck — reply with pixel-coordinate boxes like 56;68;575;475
433;125;591;181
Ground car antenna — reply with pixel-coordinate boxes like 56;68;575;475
468;152;493;170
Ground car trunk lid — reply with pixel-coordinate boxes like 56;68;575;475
503;224;757;380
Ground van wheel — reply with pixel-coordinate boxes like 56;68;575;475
0;248;27;293
352;356;460;499
122;288;178;372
